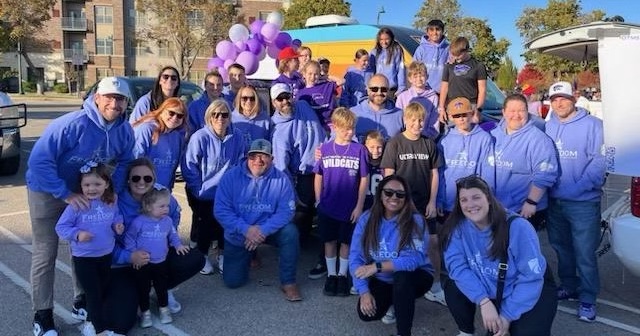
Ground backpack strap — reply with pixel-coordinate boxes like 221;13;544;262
494;215;519;313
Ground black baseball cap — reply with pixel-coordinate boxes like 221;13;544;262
427;19;445;30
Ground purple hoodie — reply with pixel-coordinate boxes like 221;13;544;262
340;66;373;108
412;36;450;93
298;81;337;131
273;72;305;100
124;214;182;263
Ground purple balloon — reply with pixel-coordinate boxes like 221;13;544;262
254;33;265;44
216;40;237;61
207;57;224;71
267;45;280;59
217;66;229;83
246;38;262;54
223;59;235;70
274;32;292;49
292;39;302;48
235;51;259;76
234;40;247;53
250;19;265;35
261;23;280;43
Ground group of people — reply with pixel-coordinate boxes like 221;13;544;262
26;18;605;336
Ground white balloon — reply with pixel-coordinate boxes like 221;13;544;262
228;23;250;43
266;11;284;28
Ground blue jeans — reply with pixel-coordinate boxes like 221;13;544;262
223;222;299;288
546;198;601;304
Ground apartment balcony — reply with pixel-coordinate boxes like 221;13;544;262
63;49;90;63
62;17;88;31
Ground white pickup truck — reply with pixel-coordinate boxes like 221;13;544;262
0;92;27;175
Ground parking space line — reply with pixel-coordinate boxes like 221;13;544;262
0;210;29;218
172;190;187;198
597;298;640;315
557;305;640;334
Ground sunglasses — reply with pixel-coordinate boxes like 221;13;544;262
369;86;389;93
275;93;292;102
161;74;178;81
212;112;230;119
451;112;471;119
382;188;406;199
131;175;153;183
241;96;256;102
167;110;185;119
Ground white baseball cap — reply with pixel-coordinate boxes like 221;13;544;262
96;77;130;98
548;81;573;99
270;83;292;100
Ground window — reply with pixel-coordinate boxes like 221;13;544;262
190;70;205;83
132;70;147;77
96;37;113;55
187;10;204;28
132;40;147;56
96;68;113;81
158;40;171;57
258;11;270;22
95;6;113;24
128;9;147;26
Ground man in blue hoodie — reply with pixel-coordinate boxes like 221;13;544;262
545;81;605;323
214;139;302;302
412;19;450;95
351;74;404;142
26;77;134;336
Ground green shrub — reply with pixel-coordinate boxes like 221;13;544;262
53;83;69;93
22;81;36;93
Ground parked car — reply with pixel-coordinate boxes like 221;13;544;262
83;76;203;118
0;91;28;175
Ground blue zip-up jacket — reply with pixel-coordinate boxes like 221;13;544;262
349;211;432;295
133;121;185;190
113;186;181;265
351;100;404;142
340;66;373;108
437;124;495;212
182;126;246;200
124;214;182;263
187;93;211;133
231;108;272;149
271;100;325;176
222;85;237;107
214;161;296;247
546;108;605;202
129;91;152;123
444;215;546;322
26;99;134;199
369;46;406;92
56;199;123;257
412;36;450;93
490;119;558;211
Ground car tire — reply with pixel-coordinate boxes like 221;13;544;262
0;155;20;176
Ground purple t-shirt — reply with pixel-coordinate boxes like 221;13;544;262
273;72;305;100
298;81;337;131
124;214;182;263
314;140;369;221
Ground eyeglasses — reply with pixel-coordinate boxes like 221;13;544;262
161;74;178;81
131;175;153;183
450;112;471;119
248;153;269;160
382;188;406;199
167;110;185;119
275;93;292;102
369;87;389;93
102;95;128;103
212;112;230;119
241;96;256;102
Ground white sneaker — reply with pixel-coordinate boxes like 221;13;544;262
140;310;152;328
71;304;88;321
80;321;96;336
381;306;396;324
424;289;447;306
189;240;197;248
456;332;475;336
159;307;173;324
216;254;224;274
167;289;182;314
200;258;214;275
350;286;358;295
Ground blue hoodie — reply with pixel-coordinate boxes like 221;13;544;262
129;92;152;123
187;93;234;133
349;211;432;294
369;46;406;92
412;36;450;93
340;66;373;108
133;121;186;190
182;126;246;200
214;160;296;247
444;215;546;322
351;99;404;142
124;214;182;263
545;108;605;202
490;119;558;211
271;100;325;176
231;108;272;149
26;99;134;199
437;124;495;212
56;199;123;257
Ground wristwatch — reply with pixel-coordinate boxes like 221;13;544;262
375;261;382;273
525;198;538;206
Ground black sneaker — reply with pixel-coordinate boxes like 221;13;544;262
308;263;328;280
33;309;58;336
71;296;87;321
323;275;338;296
336;275;350;297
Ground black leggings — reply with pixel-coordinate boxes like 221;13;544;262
186;189;224;253
293;174;316;239
135;261;169;311
357;270;433;336
73;254;112;333
443;267;557;336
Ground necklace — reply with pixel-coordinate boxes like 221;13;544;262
333;141;351;156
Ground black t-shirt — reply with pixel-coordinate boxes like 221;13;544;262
380;133;443;212
442;57;487;104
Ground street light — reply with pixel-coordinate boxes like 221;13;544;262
376;6;385;25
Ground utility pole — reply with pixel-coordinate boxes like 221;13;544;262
376;6;385;25
17;41;24;94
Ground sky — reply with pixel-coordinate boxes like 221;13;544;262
349;0;639;69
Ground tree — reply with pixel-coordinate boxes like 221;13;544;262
413;0;509;74
517;63;547;92
495;56;518;91
136;0;237;79
283;0;351;30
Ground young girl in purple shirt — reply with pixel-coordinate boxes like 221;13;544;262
298;60;338;133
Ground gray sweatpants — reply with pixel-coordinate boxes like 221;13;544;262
28;189;82;311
